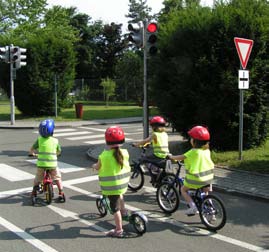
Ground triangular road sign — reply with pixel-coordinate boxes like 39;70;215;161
234;37;254;69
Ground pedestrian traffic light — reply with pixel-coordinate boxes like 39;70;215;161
0;46;9;63
146;22;158;55
15;47;27;69
128;23;143;48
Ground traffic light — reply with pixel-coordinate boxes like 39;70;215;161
10;46;20;63
128;23;143;48
15;47;27;69
0;46;9;63
146;22;158;55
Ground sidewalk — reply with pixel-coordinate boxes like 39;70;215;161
1;117;269;201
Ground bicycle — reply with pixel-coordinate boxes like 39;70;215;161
128;143;176;191
29;154;65;205
156;160;227;231
96;195;148;235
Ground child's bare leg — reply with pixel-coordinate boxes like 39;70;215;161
119;195;128;216
181;185;193;205
114;210;123;232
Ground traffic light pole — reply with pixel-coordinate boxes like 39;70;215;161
9;46;15;125
143;20;149;138
10;63;15;125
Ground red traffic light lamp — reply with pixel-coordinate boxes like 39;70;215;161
146;22;158;55
147;23;157;33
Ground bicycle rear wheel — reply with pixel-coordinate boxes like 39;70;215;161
44;183;53;204
128;164;144;191
156;182;180;214
199;194;227;231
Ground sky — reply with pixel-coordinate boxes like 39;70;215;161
47;0;213;32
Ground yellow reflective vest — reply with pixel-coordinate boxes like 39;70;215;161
98;148;131;195
152;131;169;158
183;148;214;189
36;136;60;169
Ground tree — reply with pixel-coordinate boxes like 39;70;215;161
100;77;116;106
0;0;47;33
0;5;77;116
95;22;125;79
126;0;152;23
152;0;269;150
115;50;143;102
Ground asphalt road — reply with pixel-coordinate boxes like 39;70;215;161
0;125;268;252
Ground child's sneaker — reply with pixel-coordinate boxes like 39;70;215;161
105;229;124;238
185;206;198;216
57;192;66;203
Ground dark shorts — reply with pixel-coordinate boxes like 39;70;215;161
108;195;121;213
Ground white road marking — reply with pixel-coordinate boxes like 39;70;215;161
65;184;269;252
53;131;89;137
26;160;86;173
0;165;268;252
48;205;107;233
78;126;132;135
66;133;103;141
0;164;34;181
79;127;106;132
0;216;58;252
33;129;77;134
84;137;132;145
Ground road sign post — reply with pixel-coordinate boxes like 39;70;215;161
234;37;253;160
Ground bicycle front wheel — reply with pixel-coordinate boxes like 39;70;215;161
44;183;53;204
130;213;147;235
156;182;180;214
96;198;107;217
128;164;144;191
199;194;227;231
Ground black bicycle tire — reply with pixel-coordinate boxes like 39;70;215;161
96;198;107;217
128;164;145;191
45;183;53;204
130;213;147;235
199;194;227;231
156;182;180;214
160;173;178;187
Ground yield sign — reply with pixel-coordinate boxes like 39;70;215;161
234;37;254;69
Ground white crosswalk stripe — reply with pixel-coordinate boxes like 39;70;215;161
32;126;138;145
0;161;87;182
26;160;86;173
53;131;89;137
0;164;34;181
66;133;102;141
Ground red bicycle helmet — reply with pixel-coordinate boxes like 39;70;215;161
105;126;125;145
149;116;166;127
188;126;210;141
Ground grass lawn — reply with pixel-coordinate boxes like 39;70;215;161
0;101;159;121
0;100;268;174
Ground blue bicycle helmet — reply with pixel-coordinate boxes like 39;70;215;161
39;119;55;137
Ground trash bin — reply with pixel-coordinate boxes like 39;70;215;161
75;103;83;119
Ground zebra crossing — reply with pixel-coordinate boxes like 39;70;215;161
0;160;86;182
33;124;144;145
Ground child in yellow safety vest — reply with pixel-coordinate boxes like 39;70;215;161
29;119;65;202
93;126;130;237
168;125;214;216
133;116;170;181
